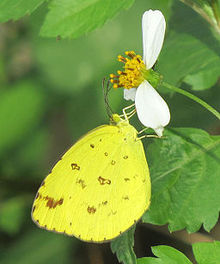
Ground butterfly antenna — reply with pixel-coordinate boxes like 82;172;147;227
102;77;114;118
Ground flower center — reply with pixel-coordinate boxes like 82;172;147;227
110;51;146;89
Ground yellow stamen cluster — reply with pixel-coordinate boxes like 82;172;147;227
110;51;146;89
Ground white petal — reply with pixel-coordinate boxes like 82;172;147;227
124;88;137;101
142;10;166;69
135;80;170;136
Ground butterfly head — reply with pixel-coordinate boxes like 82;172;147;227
110;114;138;141
110;114;128;125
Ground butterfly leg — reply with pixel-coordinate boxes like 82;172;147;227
120;104;135;120
138;127;149;135
136;134;167;141
126;108;136;119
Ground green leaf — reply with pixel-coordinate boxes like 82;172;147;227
111;226;137;264
159;32;220;90
183;68;220;91
138;242;220;263
0;0;46;22
0;196;28;234
193;241;220;264
158;2;220;91
137;245;192;264
0;81;45;157
143;128;220;233
40;0;135;38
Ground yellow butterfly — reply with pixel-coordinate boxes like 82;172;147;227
32;111;151;242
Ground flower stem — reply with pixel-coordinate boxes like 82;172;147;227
162;81;220;120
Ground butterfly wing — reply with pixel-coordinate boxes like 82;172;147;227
32;123;150;242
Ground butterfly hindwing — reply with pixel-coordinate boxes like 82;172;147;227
32;121;150;242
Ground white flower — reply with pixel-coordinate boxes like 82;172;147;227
123;10;170;137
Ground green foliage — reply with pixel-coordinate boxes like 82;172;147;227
0;82;45;157
137;242;220;263
137;245;192;264
111;226;137;264
193;241;220;264
0;230;73;264
0;0;219;264
41;0;135;38
158;2;220;91
0;0;135;39
1;128;50;178
183;69;219;91
159;31;220;90
143;128;220;232
0;196;28;234
0;0;46;22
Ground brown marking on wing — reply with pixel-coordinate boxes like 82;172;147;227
108;210;117;216
71;163;80;170
87;206;96;214
122;195;129;200
104;152;108;156
124;178;130;182
98;176;111;185
44;196;64;209
98;200;108;207
90;144;95;148
133;174;138;179
123;155;128;159
111;160;116;165
76;178;86;189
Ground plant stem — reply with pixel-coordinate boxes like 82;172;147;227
212;0;220;27
162;81;220;120
179;0;220;35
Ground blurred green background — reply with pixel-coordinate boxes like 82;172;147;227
0;0;220;263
